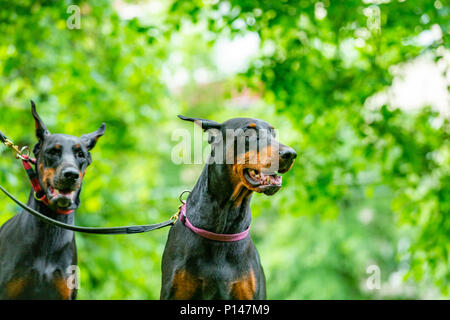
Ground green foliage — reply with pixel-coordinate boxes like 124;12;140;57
0;0;448;299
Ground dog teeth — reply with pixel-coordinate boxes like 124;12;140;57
249;169;260;180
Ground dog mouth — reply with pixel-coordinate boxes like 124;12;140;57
47;185;78;209
243;168;282;195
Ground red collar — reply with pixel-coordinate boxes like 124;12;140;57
21;155;74;215
179;203;250;242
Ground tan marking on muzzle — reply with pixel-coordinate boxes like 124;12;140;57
234;145;277;169
229;145;279;198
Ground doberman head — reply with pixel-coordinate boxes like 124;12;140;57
178;115;296;203
31;101;105;212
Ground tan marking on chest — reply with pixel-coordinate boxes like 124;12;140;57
231;269;256;300
6;277;27;299
171;270;201;300
53;277;72;300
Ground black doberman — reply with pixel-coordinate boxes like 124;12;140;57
0;102;105;299
161;115;296;299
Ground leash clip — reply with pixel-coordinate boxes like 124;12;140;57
3;138;30;161
170;204;183;224
179;190;190;204
170;190;191;224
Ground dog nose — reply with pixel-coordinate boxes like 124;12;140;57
62;168;80;180
279;147;297;161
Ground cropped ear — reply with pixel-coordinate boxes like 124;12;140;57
81;123;106;151
31;100;50;141
178;115;221;131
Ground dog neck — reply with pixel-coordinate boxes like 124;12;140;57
186;162;253;235
18;189;75;253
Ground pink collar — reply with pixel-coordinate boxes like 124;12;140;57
179;203;250;242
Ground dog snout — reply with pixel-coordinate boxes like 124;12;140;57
279;147;297;161
277;145;297;173
61;167;80;182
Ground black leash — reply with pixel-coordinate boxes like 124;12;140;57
0;128;183;235
0;130;7;144
0;185;178;234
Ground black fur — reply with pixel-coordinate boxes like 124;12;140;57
0;101;105;299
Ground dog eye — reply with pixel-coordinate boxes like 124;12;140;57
48;148;61;156
77;151;85;158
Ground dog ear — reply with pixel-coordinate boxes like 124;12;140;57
178;115;222;145
178;115;221;131
31;100;50;141
81;123;106;151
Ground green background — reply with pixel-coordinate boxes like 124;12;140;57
0;0;448;299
